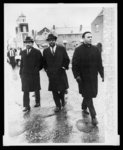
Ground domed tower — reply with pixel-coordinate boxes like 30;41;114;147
15;13;29;48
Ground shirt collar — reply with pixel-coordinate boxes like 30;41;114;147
27;47;32;54
50;45;57;52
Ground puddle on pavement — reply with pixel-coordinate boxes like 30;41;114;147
81;126;100;143
49;111;73;143
76;119;93;133
23;108;73;143
24;115;50;143
8;103;104;143
76;118;102;143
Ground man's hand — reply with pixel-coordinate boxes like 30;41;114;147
61;67;65;70
102;77;104;82
76;76;81;82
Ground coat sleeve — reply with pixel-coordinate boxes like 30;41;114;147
39;51;43;70
72;48;81;79
19;52;23;76
97;48;104;79
62;47;70;70
43;50;48;71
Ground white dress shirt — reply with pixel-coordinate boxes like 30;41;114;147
50;45;56;55
27;48;31;54
10;50;14;57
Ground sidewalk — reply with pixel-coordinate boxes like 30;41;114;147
4;63;106;145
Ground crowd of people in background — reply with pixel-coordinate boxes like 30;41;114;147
7;47;22;69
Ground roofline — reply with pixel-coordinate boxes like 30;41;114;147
91;9;103;24
58;33;82;35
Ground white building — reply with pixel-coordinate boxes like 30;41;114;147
15;13;29;49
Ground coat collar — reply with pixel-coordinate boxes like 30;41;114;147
83;42;92;48
25;47;34;55
48;45;58;56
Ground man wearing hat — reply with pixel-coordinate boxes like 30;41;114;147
19;36;43;112
43;33;70;112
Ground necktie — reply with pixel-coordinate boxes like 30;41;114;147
52;47;54;55
27;49;30;54
27;49;28;54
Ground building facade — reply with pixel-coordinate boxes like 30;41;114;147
15;13;29;48
102;7;118;144
91;10;103;45
35;27;50;49
53;25;83;50
35;25;91;50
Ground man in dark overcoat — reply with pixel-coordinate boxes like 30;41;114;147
43;33;70;112
19;36;43;112
72;31;104;125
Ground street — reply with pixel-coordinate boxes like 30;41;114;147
4;60;106;145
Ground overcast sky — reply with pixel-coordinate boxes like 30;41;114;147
4;3;115;40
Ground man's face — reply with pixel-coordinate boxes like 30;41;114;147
25;42;33;49
83;33;92;44
48;39;56;47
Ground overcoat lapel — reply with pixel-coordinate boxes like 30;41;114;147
54;46;58;56
48;47;58;58
48;47;54;56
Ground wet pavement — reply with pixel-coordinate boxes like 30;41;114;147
4;61;106;145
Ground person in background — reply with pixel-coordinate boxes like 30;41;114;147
7;48;16;69
43;33;70;112
15;47;21;66
72;31;104;126
19;36;43;112
96;42;103;54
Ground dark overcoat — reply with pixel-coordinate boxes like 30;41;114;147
19;47;43;92
43;45;70;92
72;43;104;98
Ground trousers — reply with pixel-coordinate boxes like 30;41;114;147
52;90;65;108
82;97;96;118
23;90;40;108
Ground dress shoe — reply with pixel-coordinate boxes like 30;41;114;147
92;117;98;126
34;103;40;107
23;107;30;112
82;109;89;115
54;107;61;112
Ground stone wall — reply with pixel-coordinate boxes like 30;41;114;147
91;14;103;45
103;6;118;144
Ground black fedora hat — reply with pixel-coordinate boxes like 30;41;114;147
46;33;57;41
24;36;34;43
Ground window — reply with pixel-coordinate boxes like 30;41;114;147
95;24;99;32
23;26;26;32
